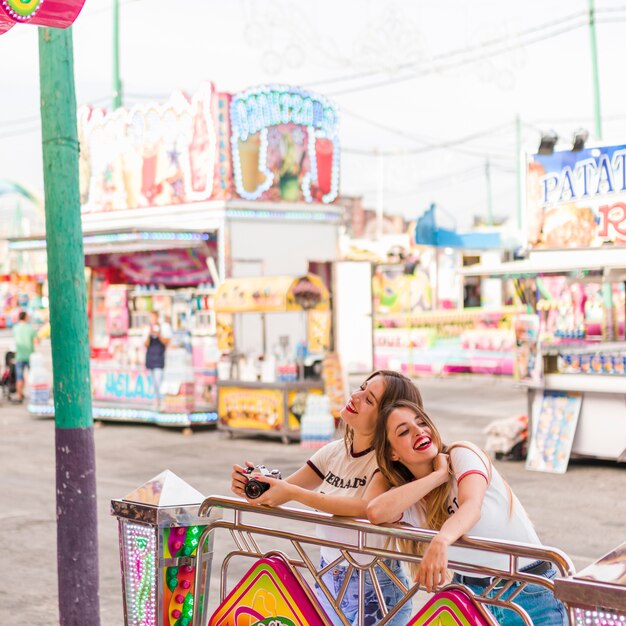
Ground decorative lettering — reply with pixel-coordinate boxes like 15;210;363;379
598;202;626;240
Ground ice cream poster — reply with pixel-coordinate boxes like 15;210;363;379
209;556;330;626
230;86;340;204
526;391;582;474
526;143;626;249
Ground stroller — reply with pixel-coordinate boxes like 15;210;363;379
1;351;17;401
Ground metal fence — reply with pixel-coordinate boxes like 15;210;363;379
192;495;578;626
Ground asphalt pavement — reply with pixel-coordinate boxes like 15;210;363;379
1;376;624;625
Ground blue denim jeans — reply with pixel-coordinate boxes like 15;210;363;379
315;557;412;626
149;367;164;402
454;566;569;625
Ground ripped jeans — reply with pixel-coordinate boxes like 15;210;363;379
315;557;412;626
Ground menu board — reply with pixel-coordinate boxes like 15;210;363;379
526;391;582;473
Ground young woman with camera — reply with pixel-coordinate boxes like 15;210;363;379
230;370;421;626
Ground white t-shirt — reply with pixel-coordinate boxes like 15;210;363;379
308;438;382;564
401;443;542;573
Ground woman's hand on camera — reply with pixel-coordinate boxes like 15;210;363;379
415;535;449;593
248;476;293;507
231;461;254;498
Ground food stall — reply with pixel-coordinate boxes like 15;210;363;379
372;255;520;377
12;229;220;427
462;141;626;467
214;273;331;443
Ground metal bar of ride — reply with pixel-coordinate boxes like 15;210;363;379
193;496;576;626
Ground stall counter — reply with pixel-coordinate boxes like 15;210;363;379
217;380;324;444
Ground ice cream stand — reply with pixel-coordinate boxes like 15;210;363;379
214;273;331;443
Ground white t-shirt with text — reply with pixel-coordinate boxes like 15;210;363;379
308;438;382;564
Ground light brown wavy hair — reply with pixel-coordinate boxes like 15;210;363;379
374;400;511;578
343;370;423;454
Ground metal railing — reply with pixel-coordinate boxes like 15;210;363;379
191;495;576;626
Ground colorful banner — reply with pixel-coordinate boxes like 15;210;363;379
1;0;86;35
527;144;626;248
92;367;155;404
78;84;340;212
79;83;218;212
218;387;285;431
216;275;330;314
526;391;582;473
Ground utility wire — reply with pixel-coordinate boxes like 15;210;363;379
327;18;591;96
307;10;589;88
342;109;513;159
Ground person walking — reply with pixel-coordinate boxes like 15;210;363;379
12;310;38;403
144;311;171;409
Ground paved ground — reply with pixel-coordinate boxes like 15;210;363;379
1;376;624;625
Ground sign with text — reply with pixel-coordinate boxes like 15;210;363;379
230;86;340;204
527;144;626;248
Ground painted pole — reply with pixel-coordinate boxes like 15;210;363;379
515;114;522;231
484;157;494;226
376;149;384;239
38;26;100;625
112;0;122;109
588;0;603;140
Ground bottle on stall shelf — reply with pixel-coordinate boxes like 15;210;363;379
300;395;335;449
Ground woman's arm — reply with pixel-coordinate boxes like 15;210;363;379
230;461;323;499
415;473;488;592
366;454;449;525
246;471;386;517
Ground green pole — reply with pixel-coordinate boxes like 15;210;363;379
515;114;522;231
112;0;122;109
588;0;603;139
38;26;100;625
485;157;493;226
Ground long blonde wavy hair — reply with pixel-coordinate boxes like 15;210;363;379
343;370;424;454
374;400;499;577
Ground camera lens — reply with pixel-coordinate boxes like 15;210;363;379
244;479;268;499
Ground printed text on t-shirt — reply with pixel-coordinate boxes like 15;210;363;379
324;471;367;489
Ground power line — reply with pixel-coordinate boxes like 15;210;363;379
341;109;514;159
306;10;590;90
327;18;591;96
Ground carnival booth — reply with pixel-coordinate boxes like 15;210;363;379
463;141;626;469
13;229;220;427
214;273;331;443
372;247;520;377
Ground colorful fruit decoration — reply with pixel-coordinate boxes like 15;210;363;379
0;0;87;35
163;526;205;626
406;586;498;626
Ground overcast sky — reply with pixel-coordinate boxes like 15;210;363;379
1;0;626;229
